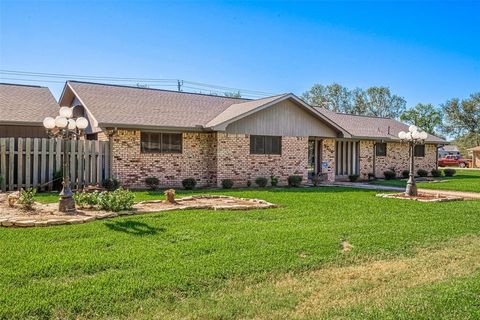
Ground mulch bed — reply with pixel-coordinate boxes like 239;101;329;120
0;194;277;228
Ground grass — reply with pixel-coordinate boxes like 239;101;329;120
370;168;480;193
1;187;480;319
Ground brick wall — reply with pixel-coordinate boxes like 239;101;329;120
216;133;309;187
111;130;216;188
359;141;438;179
321;138;336;182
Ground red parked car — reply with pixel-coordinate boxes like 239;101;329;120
438;155;469;168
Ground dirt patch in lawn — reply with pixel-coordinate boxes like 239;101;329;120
163;236;480;319
0;194;276;228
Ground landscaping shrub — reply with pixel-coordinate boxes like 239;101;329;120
312;174;322;186
367;172;376;181
18;188;36;210
255;177;268;188
443;168;457;177
74;191;99;209
270;175;279;187
348;174;359;182
246;180;251;187
102;177;120;191
417;169;428;177
182;178;197;190
402;170;410;179
221;179;234;189
52;169;63;191
431;168;442;177
383;170;396;180
97;188;134;212
145;177;160;190
287;175;303;187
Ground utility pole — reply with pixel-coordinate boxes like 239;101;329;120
177;80;183;92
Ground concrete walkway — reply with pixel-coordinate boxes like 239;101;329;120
328;182;480;200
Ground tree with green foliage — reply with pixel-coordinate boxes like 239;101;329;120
301;83;352;112
224;91;241;98
302;83;406;118
441;92;480;146
354;86;407;119
400;103;443;135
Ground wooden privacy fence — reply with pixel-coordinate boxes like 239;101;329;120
0;137;111;192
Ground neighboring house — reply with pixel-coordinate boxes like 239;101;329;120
467;146;480;168
0;83;60;138
438;145;461;158
59;81;445;188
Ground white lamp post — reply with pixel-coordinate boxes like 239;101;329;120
398;125;428;196
43;107;89;213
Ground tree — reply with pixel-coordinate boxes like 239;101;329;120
400;103;443;135
301;83;352;112
356;87;407;119
224;91;242;98
441;92;480;146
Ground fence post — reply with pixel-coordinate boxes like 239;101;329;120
0;139;6;191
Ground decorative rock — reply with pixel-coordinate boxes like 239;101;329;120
15;220;35;227
2;220;14;227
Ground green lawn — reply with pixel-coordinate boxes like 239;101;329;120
370;169;480;193
1;187;480;319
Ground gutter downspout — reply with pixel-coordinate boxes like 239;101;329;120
373;142;377;178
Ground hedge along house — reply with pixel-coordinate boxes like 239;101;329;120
59;81;444;188
0;83;60;138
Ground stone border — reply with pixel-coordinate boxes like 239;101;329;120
0;195;277;228
376;193;464;202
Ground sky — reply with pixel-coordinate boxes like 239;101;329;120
0;0;479;106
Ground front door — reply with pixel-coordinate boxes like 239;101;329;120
308;139;322;179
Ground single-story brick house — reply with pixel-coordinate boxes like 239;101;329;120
0;83;60;138
58;81;445;188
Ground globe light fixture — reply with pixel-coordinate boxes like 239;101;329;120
43;117;55;129
76;117;89;130
59;106;73;118
398;125;428;197
42;107;89;213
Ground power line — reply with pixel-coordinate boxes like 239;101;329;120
0;69;277;98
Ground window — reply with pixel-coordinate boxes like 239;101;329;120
141;132;182;153
414;144;425;157
250;135;281;155
376;143;387;157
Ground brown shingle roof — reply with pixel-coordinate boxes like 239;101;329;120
0;83;59;125
64;81;251;129
315;107;445;143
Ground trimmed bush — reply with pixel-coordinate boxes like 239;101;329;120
18;188;36;210
270;175;279;187
74;191;100;209
287;175;303;187
221;179;234;189
182;178;197;190
367;172;376;181
417;169;428;177
102;177;120;191
255;177;268;188
348;174;359;182
97;188;134;212
431;168;442;177
246;180;251;187
402;170;410;179
383;170;396;180
145;177;160;190
443;168;456;177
